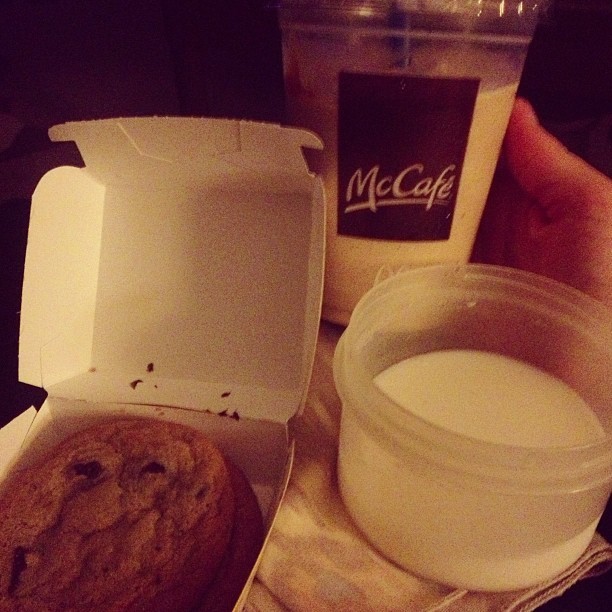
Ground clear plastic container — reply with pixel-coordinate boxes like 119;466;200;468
333;264;612;591
279;1;548;324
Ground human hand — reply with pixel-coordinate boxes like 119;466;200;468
473;97;612;309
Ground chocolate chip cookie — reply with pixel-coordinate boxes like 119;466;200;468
0;417;238;611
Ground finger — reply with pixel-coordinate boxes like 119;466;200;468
504;98;611;217
472;166;525;266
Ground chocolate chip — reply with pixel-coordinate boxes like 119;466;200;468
196;485;209;499
140;461;166;475
73;461;103;480
8;546;27;595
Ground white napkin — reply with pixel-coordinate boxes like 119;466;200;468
431;533;612;612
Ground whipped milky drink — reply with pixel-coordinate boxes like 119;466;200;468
280;3;541;324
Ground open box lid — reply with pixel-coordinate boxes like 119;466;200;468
19;117;325;424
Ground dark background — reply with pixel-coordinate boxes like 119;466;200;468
1;1;611;609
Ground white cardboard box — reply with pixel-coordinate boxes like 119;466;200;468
1;116;325;609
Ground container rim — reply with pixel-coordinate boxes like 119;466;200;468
278;21;534;46
274;0;547;15
334;264;612;495
275;1;550;33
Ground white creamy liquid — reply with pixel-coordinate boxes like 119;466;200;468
337;350;607;590
374;350;606;447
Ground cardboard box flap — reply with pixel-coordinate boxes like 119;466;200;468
19;117;325;424
48;117;322;191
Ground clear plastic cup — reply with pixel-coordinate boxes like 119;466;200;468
278;1;548;324
333;264;612;591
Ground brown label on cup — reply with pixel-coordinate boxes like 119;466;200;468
338;73;479;241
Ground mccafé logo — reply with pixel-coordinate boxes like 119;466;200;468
343;163;456;214
337;73;477;240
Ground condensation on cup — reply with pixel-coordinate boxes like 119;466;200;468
278;0;548;325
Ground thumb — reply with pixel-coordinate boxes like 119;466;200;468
504;98;610;218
